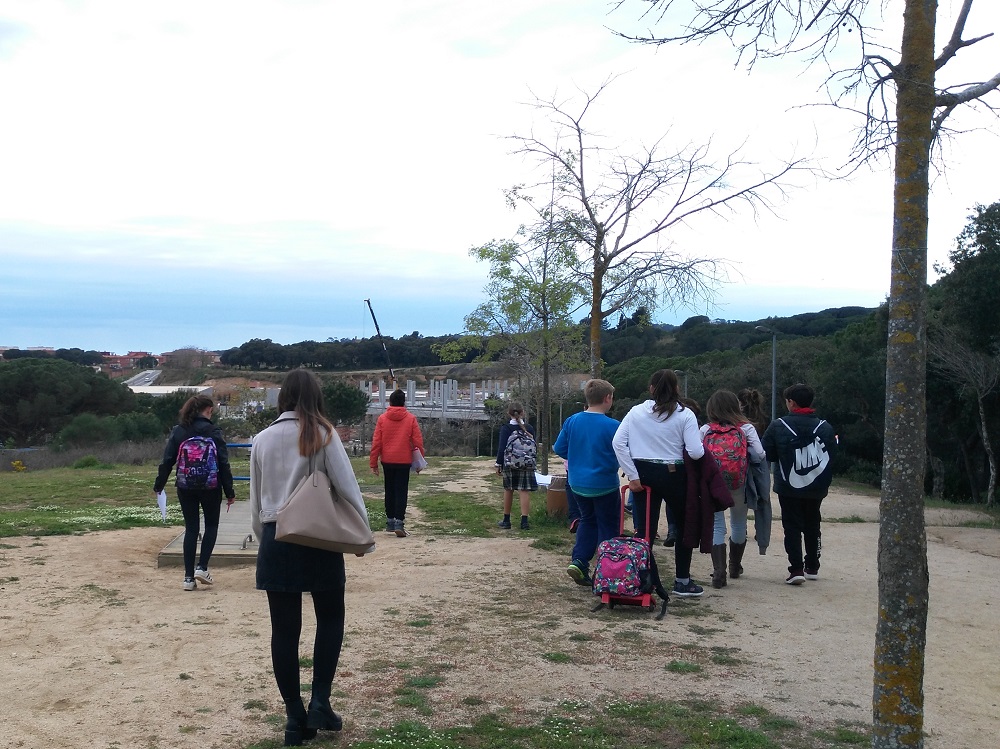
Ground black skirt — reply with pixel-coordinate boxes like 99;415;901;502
256;522;346;592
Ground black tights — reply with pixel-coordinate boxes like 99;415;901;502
178;490;222;578
266;589;346;704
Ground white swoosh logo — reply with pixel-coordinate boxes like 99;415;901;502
787;438;830;489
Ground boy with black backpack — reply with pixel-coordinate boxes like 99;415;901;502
761;383;837;585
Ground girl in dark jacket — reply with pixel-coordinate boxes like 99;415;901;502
153;394;235;591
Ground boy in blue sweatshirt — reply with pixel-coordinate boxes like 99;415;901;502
553;379;620;585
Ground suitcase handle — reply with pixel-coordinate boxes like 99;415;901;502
620;484;653;543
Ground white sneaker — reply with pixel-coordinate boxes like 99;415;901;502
183;578;197;591
194;568;214;585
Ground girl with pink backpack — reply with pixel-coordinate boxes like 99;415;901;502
700;390;766;589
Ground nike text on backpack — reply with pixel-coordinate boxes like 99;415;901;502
503;429;537;470
703;425;748;490
175;436;220;490
776;418;833;491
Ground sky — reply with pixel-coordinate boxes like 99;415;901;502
1;1;998;355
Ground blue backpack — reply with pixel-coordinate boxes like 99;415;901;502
175;436;219;490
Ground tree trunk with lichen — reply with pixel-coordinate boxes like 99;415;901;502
873;2;935;747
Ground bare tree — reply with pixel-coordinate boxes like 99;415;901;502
509;79;806;377
437;174;588;472
928;328;1000;506
615;2;999;746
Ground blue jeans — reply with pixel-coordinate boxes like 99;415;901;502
570;489;620;573
713;485;749;545
566;484;580;523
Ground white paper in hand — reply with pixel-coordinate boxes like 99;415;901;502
156;490;168;521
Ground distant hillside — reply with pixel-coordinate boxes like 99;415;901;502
207;305;877;373
599;306;876;366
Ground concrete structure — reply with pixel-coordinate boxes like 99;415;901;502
363;378;510;421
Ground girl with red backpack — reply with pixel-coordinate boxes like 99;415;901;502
700;390;766;589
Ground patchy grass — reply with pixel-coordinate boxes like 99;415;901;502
398;458;575;553
665;660;702;674
404;674;444;689
710;646;741;667
332;698;869;749
0;454;248;537
0;455;399;539
957;516;1000;529
80;583;127;608
542;651;573;663
813;726;870;745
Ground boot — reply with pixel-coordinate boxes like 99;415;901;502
306;696;343;732
729;540;747;579
283;698;317;746
711;544;727;589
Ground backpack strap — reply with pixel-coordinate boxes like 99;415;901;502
777;418;797;436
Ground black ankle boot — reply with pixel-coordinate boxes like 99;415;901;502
283;698;317;746
306;696;343;732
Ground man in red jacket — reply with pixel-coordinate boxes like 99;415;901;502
370;389;425;537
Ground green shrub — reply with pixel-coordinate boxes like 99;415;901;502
57;414;118;448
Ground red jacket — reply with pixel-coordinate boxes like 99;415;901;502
370;406;424;467
682;452;735;553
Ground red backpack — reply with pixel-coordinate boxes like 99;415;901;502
703;424;748;490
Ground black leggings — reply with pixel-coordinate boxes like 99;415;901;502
177;489;222;578
633;461;693;580
266;589;346;703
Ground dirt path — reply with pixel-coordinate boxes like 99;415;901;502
0;460;997;749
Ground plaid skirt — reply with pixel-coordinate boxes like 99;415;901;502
502;467;538;492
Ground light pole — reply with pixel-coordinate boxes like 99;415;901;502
673;369;688;398
755;326;777;422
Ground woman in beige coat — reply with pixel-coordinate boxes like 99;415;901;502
250;369;371;745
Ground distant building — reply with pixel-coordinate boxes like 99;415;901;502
102;351;155;372
128;385;213;398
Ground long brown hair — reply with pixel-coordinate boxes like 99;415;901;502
705;390;747;427
737;388;767;434
649;369;680;418
179;394;213;426
278;369;334;456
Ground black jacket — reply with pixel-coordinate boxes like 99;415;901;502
153;416;235;497
761;412;837;500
